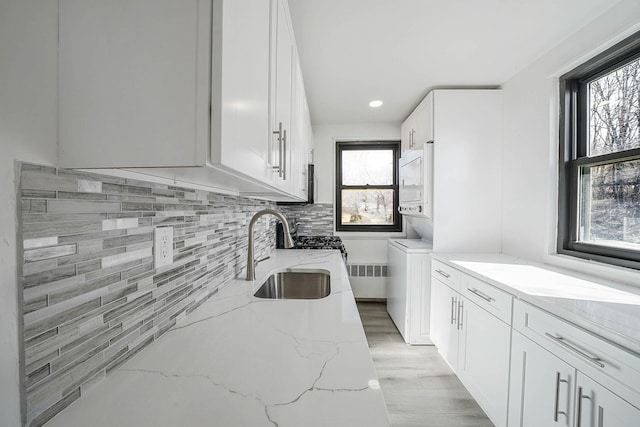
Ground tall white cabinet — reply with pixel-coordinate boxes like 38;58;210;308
58;0;313;201
430;89;502;253
399;89;502;250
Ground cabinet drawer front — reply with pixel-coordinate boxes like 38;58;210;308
514;300;640;403
431;260;460;292
461;275;513;325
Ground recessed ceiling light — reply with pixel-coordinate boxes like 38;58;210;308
369;100;383;108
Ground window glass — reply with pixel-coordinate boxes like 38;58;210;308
340;189;395;225
588;57;640;156
335;141;401;232
558;31;640;268
342;150;393;186
579;159;640;249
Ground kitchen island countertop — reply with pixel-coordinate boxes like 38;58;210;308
46;250;389;427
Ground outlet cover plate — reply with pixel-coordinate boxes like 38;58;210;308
154;226;173;268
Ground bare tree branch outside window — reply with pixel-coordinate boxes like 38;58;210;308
582;58;640;247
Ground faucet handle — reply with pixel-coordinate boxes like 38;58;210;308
254;255;270;268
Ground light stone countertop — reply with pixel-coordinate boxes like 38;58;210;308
431;252;640;355
46;250;390;427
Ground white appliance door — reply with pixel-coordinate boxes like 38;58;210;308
387;241;409;341
399;155;423;204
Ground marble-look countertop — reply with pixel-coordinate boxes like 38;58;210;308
431;253;640;355
47;250;390;427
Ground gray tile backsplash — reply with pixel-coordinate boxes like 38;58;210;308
18;164;277;426
278;203;334;236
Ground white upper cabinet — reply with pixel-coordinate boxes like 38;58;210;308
401;92;433;152
211;0;273;187
289;60;313;200
270;0;295;192
59;0;211;168
58;0;311;201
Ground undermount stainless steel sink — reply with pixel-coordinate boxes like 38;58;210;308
253;269;331;299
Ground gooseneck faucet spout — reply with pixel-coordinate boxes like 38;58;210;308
246;209;294;281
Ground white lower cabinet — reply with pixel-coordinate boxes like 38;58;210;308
431;260;640;427
430;263;512;427
429;277;460;370
509;331;576;427
575;372;640;427
458;298;511;427
509;299;640;427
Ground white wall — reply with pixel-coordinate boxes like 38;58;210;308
312;123;402;298
501;0;640;282
313;122;401;204
0;1;59;425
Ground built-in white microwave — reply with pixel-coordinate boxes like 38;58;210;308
398;143;433;219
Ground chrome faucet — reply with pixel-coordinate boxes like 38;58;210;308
246;209;294;280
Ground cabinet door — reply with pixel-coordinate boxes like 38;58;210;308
416;91;434;144
576;373;640;427
289;59;311;200
509;331;575;427
401;118;413;153
212;0;273;185
429;277;459;371
270;0;295;190
59;0;210;168
458;297;511;427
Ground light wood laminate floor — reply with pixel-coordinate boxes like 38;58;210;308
357;302;494;427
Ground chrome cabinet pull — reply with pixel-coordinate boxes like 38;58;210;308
576;386;590;427
553;371;568;422
450;296;457;325
467;287;495;303
282;129;287;180
544;333;605;368
435;269;450;278
272;122;283;177
457;300;464;330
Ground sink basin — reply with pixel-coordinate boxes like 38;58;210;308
253;269;331;299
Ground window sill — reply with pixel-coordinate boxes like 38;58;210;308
543;252;640;290
335;231;407;240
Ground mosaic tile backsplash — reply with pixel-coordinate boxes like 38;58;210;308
19;164;277;427
278;203;334;236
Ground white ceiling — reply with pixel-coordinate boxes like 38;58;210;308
288;0;622;125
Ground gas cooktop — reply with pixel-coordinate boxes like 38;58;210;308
293;235;347;263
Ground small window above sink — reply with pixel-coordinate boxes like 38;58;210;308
253;269;330;300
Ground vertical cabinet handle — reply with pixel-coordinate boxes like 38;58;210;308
553;372;568;422
282;129;287;180
450;296;457;325
272;122;283;177
457;300;464;330
576;386;591;427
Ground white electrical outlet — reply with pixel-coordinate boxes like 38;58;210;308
154;226;173;268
